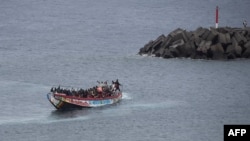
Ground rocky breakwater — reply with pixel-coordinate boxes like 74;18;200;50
138;27;250;60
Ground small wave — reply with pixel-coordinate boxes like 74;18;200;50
0;114;91;125
127;100;188;109
122;92;132;100
0;116;46;125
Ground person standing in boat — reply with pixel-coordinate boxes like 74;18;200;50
114;79;121;91
111;81;116;92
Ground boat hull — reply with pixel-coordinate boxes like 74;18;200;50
47;92;122;110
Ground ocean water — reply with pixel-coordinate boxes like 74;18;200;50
0;0;250;141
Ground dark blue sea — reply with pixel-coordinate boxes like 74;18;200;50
0;0;250;141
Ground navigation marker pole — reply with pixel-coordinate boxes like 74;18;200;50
215;6;219;28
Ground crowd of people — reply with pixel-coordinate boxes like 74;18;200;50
50;79;121;98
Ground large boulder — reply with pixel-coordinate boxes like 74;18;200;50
139;40;154;54
182;41;196;57
211;43;225;60
227;53;236;59
169;46;180;57
194;27;207;37
233;32;247;45
231;37;242;57
192;34;202;47
235;45;243;57
225;33;231;44
225;43;242;58
225;44;234;54
225;45;236;59
218;33;227;44
206;30;218;43
160;35;173;49
162;48;174;58
151;34;166;54
170;39;196;57
242;48;250;58
197;40;212;54
169;28;185;38
200;28;211;40
242;41;250;58
169;39;185;48
154;47;165;57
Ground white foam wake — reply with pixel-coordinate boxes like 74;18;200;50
122;92;132;100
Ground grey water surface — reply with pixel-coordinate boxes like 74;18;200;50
0;0;250;141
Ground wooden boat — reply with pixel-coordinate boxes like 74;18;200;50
47;81;122;110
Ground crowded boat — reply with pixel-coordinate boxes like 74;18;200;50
50;79;121;99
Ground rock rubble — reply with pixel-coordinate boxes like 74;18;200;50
138;27;250;60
